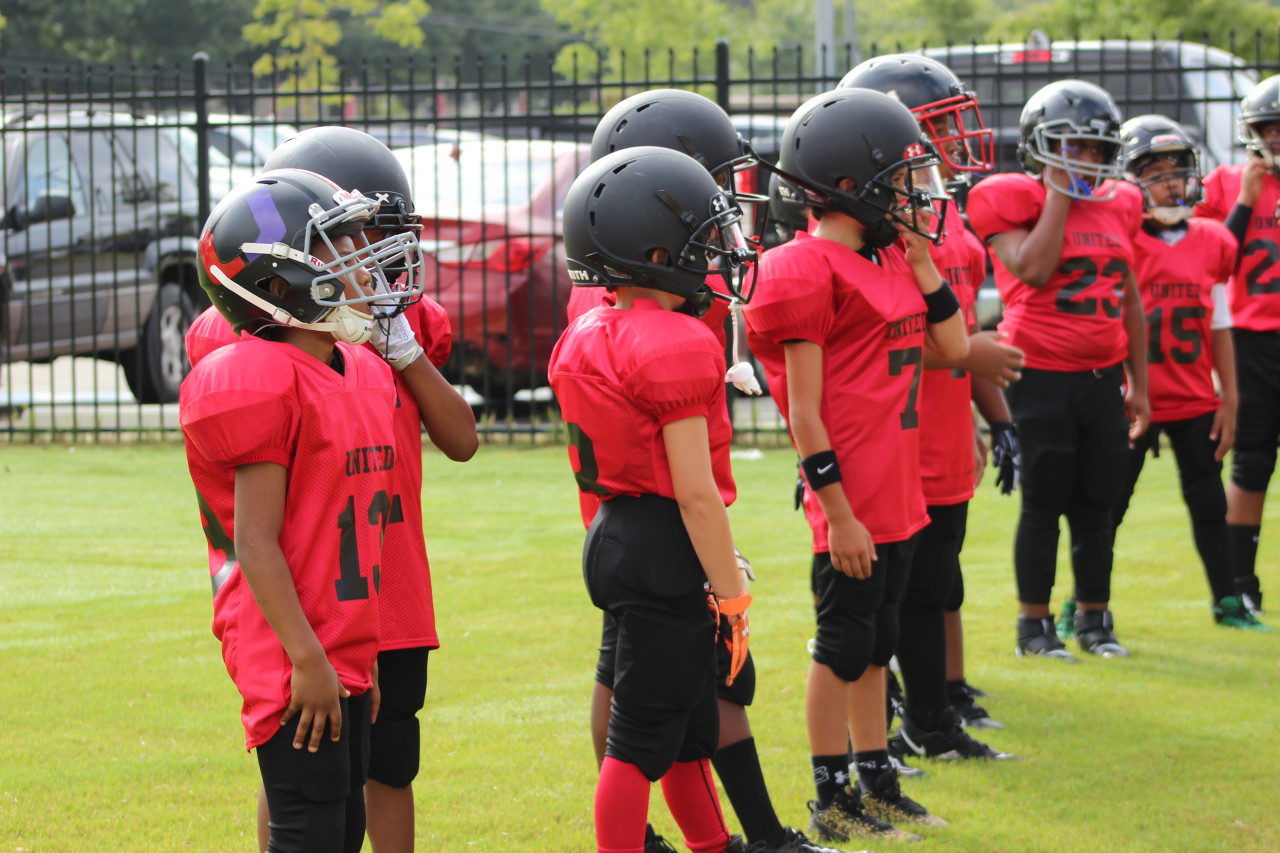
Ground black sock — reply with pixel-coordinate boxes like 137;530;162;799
1228;524;1262;596
1193;520;1236;602
811;753;850;810
853;749;892;793
645;823;658;844
713;738;785;847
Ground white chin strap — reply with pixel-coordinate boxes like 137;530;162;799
725;300;763;396
208;263;374;345
1147;205;1193;226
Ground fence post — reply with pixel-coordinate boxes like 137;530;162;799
193;51;211;228
715;39;731;112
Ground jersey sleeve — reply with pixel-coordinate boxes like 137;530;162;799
185;306;240;369
1119;182;1146;242
567;286;616;324
627;325;724;426
744;245;836;345
410;296;453;370
180;348;300;469
1196;166;1232;221
965;174;1041;243
1211;220;1240;283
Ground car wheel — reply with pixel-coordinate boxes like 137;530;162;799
122;281;195;404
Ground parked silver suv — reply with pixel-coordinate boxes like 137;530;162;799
1;109;207;403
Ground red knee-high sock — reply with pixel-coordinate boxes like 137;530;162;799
660;759;731;853
595;756;651;853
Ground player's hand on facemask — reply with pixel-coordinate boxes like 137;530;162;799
368;276;423;371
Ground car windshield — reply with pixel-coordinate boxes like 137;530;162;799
1183;67;1258;166
400;144;556;212
167;126;233;169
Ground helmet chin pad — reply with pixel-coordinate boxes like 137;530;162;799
1147;204;1193;226
318;305;375;345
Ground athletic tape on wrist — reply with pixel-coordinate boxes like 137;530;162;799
800;450;842;490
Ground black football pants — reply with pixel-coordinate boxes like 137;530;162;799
1007;365;1130;605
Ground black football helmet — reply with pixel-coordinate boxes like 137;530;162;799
763;171;810;249
1120;114;1203;225
839;54;994;175
1238;74;1280;164
563;146;756;317
768;87;947;249
264;125;425;289
1018;80;1124;201
592;89;755;189
198;168;421;342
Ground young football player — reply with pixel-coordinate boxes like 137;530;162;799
181;169;424;853
571;89;839;853
839;54;1024;755
744;87;969;843
549;145;755;853
966;80;1149;661
1195;73;1280;620
1112;116;1263;629
187;126;478;853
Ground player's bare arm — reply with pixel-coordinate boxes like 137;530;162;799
1120;272;1151;442
923;325;1025;387
235;461;349;753
1237;154;1269;207
399;356;479;461
784;340;876;579
986;187;1071;287
1210;328;1239;461
663;415;743;602
899;225;969;360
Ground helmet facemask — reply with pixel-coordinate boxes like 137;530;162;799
1239;119;1280;171
209;188;423;344
1030;122;1124;201
915;93;995;176
1128;149;1202;226
662;188;758;311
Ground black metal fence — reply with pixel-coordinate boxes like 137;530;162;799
2;34;1278;442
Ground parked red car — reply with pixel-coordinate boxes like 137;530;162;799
394;138;590;394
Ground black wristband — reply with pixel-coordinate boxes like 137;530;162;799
923;282;961;323
800;450;842;490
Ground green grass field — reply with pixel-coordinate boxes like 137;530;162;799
1;442;1277;852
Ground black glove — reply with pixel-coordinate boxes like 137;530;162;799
990;421;1021;495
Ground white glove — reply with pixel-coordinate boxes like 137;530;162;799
734;547;756;590
726;361;763;396
368;277;423;371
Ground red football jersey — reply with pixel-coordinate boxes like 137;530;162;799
564;281;732;528
967;173;1142;371
186;305;244;368
744;231;929;549
185;299;453;653
1132;218;1236;422
918;213;983;505
549;298;736;509
1196;164;1280;332
181;335;397;750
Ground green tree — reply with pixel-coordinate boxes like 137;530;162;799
0;0;256;67
243;0;431;87
986;0;1280;62
858;0;998;51
542;0;734;87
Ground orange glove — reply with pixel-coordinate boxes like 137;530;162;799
716;591;752;686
